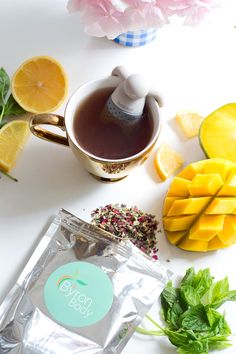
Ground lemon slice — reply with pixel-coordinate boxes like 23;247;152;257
0;120;30;172
176;110;203;138
11;56;68;113
154;143;184;181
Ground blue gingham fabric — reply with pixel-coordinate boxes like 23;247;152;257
113;28;157;47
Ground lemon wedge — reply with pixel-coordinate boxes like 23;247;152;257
0;120;29;172
154;143;184;181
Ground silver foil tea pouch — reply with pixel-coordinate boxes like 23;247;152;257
0;209;170;354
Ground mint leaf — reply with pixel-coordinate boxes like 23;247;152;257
167;301;185;330
181;268;214;300
161;282;185;329
0;68;10;106
208;277;236;308
165;329;189;347
181;305;210;331
181;267;195;287
180;285;201;307
192;268;214;299
161;281;179;320
209;277;229;304
208;336;232;350
4;94;25;116
177;339;208;354
211;290;236;309
206;308;231;336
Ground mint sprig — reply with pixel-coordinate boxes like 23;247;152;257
137;267;236;354
0;68;25;124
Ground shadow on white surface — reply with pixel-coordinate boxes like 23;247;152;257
1;136;100;217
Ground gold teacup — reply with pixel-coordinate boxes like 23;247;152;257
30;76;162;182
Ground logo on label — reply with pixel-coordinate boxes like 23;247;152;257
44;261;113;327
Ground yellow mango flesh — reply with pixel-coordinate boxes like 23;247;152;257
188;174;224;196
178;161;204;180
218;168;236;196
163;158;236;252
167;197;211;216
163;197;182;216
207;236;230;251
205;197;236;214
189;215;225;241
163;215;196;231
166;231;186;245
167;177;190;197
217;215;236;244
178;236;208;252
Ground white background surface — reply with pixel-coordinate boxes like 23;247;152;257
1;1;236;353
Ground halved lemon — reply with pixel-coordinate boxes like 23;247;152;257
11;56;68;113
199;103;236;163
154;143;184;181
0;120;30;172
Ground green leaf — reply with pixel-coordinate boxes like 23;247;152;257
208;277;236;308
166;301;185;330
180;285;201;307
165;329;189;347
206;308;231;336
4;94;25;116
192;268;214;299
212;290;236;309
181;305;210;332
0;68;10;106
161;281;179;320
208;277;229;305
181;267;196;287
208;336;232;351
177;339;208;354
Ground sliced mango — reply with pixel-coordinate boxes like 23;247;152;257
188;174;224;196
163;158;236;252
178;161;204;180
178;236;208;252
203;159;234;181
218;167;236;196
207;236;230;251
166;231;186;245
189;215;225;241
167;197;211;216
167;177;190;197
217;215;236;244
163;197;182;216
163;215;196;232
205;197;236;214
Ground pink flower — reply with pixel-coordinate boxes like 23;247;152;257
67;0;220;38
68;0;126;38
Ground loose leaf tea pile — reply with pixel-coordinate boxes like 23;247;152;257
91;204;160;259
137;267;236;354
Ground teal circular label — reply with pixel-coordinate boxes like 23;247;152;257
44;261;113;327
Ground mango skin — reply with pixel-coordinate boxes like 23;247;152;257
163;158;236;252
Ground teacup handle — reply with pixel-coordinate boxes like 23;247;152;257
30;114;69;146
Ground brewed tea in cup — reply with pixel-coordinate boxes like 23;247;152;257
30;76;162;182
